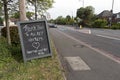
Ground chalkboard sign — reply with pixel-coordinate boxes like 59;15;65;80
17;20;52;62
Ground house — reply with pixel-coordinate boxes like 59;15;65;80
98;10;112;20
113;12;120;23
98;10;120;23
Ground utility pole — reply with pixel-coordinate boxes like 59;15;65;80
19;0;26;21
112;0;114;12
83;0;84;8
110;0;114;26
3;0;11;45
79;0;84;7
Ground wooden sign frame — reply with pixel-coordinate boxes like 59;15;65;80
17;20;52;62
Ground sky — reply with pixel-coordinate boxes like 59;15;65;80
47;0;120;19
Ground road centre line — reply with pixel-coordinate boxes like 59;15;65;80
96;35;120;41
56;29;120;64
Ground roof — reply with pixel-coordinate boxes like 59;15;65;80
117;12;120;14
98;10;112;18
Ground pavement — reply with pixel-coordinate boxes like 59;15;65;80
49;28;120;80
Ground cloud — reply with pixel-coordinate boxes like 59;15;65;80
48;0;120;19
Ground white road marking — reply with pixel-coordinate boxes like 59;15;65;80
96;35;120;41
88;30;91;34
77;29;91;34
67;27;91;34
56;29;120;64
65;56;91;71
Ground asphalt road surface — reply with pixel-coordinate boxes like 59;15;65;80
57;26;120;58
49;25;120;80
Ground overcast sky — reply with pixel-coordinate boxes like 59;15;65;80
47;0;120;19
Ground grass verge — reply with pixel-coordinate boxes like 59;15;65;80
0;37;64;80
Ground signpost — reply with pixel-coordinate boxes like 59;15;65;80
17;20;52;62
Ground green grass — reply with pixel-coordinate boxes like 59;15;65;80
0;37;64;80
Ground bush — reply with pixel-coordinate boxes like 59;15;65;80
92;19;107;28
1;26;20;45
111;23;120;30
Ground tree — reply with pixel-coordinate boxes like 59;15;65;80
19;0;27;21
26;11;34;20
11;12;20;19
0;1;3;16
8;0;19;16
69;18;75;25
11;11;34;20
0;0;19;16
27;0;54;20
0;17;3;25
65;15;75;25
1;0;27;45
55;16;66;25
0;1;2;8
76;6;94;27
2;0;12;45
1;0;19;45
66;15;71;21
66;15;71;24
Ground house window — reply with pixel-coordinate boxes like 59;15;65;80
117;14;120;18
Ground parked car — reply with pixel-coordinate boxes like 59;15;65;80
48;24;57;28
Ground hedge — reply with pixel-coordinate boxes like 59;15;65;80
1;26;20;45
111;23;120;29
92;19;107;28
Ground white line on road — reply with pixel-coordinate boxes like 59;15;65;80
77;29;91;34
65;56;91;71
96;35;120;41
56;29;120;64
66;27;91;34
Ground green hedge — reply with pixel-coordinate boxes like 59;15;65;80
111;23;120;29
1;26;20;45
92;19;107;28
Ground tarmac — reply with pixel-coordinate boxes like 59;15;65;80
50;28;120;80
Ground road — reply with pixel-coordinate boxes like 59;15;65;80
57;26;120;58
49;25;120;80
91;28;120;39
